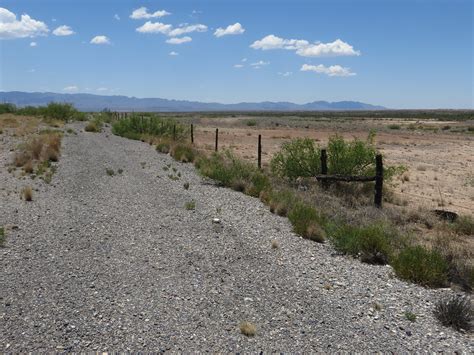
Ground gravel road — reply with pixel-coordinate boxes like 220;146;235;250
1;123;472;352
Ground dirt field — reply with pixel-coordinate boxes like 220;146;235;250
189;116;474;217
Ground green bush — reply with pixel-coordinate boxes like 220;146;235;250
268;189;297;216
196;150;270;197
392;246;448;287
288;202;326;242
327;133;377;176
271;138;321;181
330;223;394;264
434;295;472;331
452;215;474;236
246;119;257;126
388;124;401;130
0;103;17;114
171;143;196;163
156;141;171;154
85;118;103;132
112;114;187;141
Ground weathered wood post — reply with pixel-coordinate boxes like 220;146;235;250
173;124;176;141
258;134;262;169
320;149;328;189
374;154;383;208
191;124;194;144
215;128;219;152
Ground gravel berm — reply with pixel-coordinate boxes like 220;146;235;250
1;123;472;352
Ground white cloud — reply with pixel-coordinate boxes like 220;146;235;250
90;35;110;45
296;39;360;57
114;14;120;21
130;7;170;19
168;24;207;37
166;36;192;44
250;34;308;50
169;51;179;56
250;60;270;69
278;71;292;77
214;22;245;37
241;58;247;62
233;64;244;68
96;87;108;92
136;21;172;34
52;25;74;36
63;85;79;92
0;7;49;39
251;34;360;57
300;63;356;77
30;41;37;47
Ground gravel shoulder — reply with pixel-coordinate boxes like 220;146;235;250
1;123;472;352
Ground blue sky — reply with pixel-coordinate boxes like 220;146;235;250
0;0;472;108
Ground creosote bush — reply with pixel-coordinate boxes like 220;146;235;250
112;114;187;141
434;295;472;331
392;246;448;287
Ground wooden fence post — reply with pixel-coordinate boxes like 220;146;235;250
191;124;194;144
173;125;176;141
215;128;219;152
258;134;262;169
374;154;383;208
320;149;328;189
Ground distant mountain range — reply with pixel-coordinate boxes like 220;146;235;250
0;91;386;112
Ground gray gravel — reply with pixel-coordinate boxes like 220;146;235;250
1;123;472;352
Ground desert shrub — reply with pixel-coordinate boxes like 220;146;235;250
271;138;321;181
112;114;187;141
171;143;196;163
269;189;297;216
246;119;257;126
185;200;196;210
331;223;395;264
0;103;17;114
106;168;115;176
239;321;256;337
392;246;448;287
288;202;326;242
21;186;33;201
156;141;171;154
388;124;401;129
452;215;474;236
434;295;472;331
85;119;102;132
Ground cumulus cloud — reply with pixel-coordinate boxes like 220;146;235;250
169;51;179;56
52;25;74;36
214;22;245;37
233;64;244;68
278;71;292;77
296;39;360;57
168;24;207;37
166;36;192;44
0;7;49;39
114;14;120;21
250;34;308;50
251;34;360;57
136;21;172;34
130;7;170;19
300;63;356;77
30;41;37;47
90;35;110;45
63;85;79;92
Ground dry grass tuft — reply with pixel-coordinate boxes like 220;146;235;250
21;186;33;201
271;240;280;249
306;223;326;243
239;321;256;337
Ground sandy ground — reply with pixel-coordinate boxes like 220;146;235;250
190;117;474;216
